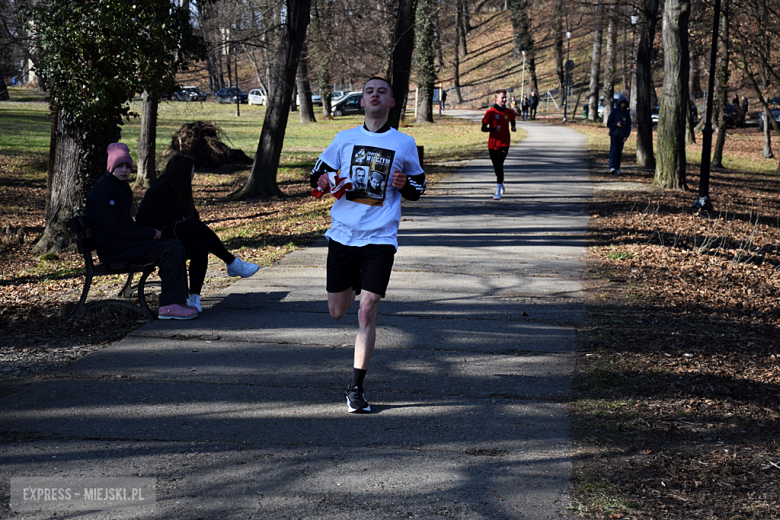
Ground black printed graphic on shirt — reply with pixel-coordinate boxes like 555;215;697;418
346;145;396;206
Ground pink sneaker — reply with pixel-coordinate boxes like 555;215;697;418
158;303;198;320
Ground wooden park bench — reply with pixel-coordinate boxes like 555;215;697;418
68;216;159;319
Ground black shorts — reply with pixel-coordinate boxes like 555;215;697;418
326;239;396;297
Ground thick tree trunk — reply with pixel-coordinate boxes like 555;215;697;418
554;0;565;107
135;90;158;189
0;78;8;101
33;115;88;254
653;0;690;190
388;0;416;129
296;43;316;124
415;0;436;123
635;0;661;168
587;0;604;122
45;103;59;218
601;1;617;127
763;110;774;158
711;0;729;168
453;1;464;104
234;0;311;199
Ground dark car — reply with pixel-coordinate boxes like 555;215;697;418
179;86;208;101
759;108;780;127
332;92;363;117
651;104;699;125
214;88;248;104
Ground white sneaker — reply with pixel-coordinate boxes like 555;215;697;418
493;191;501;200
227;256;259;278
187;294;202;312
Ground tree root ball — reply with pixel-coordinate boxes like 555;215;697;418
165;121;252;169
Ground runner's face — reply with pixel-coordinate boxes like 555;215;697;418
361;79;395;117
496;92;507;107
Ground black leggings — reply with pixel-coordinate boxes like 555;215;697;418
489;147;509;184
162;218;235;295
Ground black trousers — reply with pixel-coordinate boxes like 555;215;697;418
488;147;509;184
163;218;235;295
134;240;189;307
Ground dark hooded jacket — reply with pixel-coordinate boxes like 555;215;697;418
84;171;158;263
607;94;632;139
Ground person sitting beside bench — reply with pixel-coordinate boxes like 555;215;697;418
84;143;197;320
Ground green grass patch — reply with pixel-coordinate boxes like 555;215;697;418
568;475;642;517
605;244;635;260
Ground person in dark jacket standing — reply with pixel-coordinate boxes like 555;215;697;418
85;143;197;320
520;94;531;121
136;154;259;313
529;89;539;120
606;94;631;175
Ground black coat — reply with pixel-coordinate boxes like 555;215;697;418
136;180;199;233
84;172;158;263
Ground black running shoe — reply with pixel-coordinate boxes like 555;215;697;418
345;385;371;413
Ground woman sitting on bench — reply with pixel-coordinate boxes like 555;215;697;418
136;154;259;313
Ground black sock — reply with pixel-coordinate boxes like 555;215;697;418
350;368;367;389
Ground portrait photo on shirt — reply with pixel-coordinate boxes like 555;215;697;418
351;166;368;190
346;145;395;206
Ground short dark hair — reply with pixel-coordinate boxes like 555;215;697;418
495;89;507;96
363;77;393;95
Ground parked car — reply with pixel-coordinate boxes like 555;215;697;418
296;92;322;106
331;90;349;103
214;88;247;104
248;89;267;106
651;104;699;125
179;86;208;101
597;93;624;120
759;108;780;126
332;92;363;117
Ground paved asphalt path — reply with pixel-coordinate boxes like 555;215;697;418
0;116;590;519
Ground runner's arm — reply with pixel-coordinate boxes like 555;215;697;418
399;172;427;201
310;159;337;188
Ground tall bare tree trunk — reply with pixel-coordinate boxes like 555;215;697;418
554;0;565;107
415;0;436;123
388;0;417;129
234;0;311;199
602;0;617;127
135;90;158;189
296;42;316;123
712;0;729;168
654;0;690;190
587;0;604;122
453;0;464;104
635;0;661;168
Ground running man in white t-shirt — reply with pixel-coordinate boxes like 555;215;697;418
310;77;427;413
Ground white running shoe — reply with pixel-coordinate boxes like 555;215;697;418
227;256;259;278
493;192;501;200
187;294;202;312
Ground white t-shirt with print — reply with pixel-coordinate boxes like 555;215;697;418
318;125;424;249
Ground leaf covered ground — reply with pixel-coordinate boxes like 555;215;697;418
572;124;780;519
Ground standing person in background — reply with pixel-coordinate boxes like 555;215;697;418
310;77;427;414
530;89;539;120
520;94;531;121
136;154;259;313
481;89;516;200
85;143;197;320
741;96;749;126
606;94;631;175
